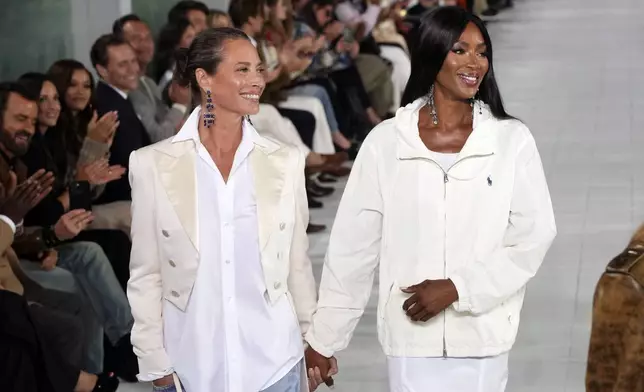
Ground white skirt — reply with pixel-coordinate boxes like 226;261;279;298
387;353;509;392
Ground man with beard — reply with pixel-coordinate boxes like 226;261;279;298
0;81;136;383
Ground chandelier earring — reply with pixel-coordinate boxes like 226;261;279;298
428;85;438;126
203;89;215;128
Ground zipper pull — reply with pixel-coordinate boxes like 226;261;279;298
443;347;448;358
443;172;449;183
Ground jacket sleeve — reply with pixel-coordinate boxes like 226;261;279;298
304;141;383;357
449;132;557;315
287;148;318;336
126;150;174;381
129;84;184;144
0;218;15;253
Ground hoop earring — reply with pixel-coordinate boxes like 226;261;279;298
203;89;215;128
428;85;438;126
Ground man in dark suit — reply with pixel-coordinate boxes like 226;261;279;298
90;34;151;204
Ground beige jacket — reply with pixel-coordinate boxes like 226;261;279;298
126;110;317;387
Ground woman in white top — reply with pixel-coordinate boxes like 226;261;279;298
304;6;556;391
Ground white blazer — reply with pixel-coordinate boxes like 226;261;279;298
127;114;317;390
306;98;557;359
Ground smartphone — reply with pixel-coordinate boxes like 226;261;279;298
69;181;92;211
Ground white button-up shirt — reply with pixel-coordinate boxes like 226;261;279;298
161;121;304;391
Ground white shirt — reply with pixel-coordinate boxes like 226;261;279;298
161;120;303;392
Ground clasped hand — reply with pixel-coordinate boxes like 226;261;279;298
401;279;459;322
304;346;338;390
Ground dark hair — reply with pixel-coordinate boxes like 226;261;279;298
17;72;55;99
90;34;130;69
112;14;143;39
174;27;250;102
168;0;209;24
46;59;96;167
228;0;265;28
0;81;39;131
153;18;195;83
299;0;335;32
402;7;512;120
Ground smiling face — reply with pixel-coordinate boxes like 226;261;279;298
38;81;61;129
122;20;155;66
197;38;265;117
64;69;92;112
97;43;140;92
1;92;37;157
435;22;489;100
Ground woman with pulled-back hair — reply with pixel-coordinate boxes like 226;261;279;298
127;27;328;392
304;7;556;391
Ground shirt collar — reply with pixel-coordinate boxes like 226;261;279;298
104;82;129;100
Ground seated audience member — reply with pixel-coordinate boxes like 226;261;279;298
208;9;234;28
586;224;644;392
113;14;191;142
1;79;137;381
153;18;197;93
168;0;210;33
90;34;152;204
19;72;133;288
45;60;132;235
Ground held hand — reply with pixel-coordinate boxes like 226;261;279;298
0;169;54;223
54;209;94;240
305;346;338;390
87;110;119;144
401;279;459;322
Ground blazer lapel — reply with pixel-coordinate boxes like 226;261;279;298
154;141;199;252
250;145;289;251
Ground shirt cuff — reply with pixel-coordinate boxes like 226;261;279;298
449;274;471;313
304;330;335;358
0;215;17;234
172;103;188;114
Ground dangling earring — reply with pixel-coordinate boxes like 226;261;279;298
474;91;482;115
428;85;438;126
203;89;215;128
244;115;252;125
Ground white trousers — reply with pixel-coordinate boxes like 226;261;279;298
387;353;509;392
379;45;411;111
278;96;336;154
250;104;310;156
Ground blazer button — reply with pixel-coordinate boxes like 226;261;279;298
273;282;281;290
162;230;169;238
279;222;286;231
171;290;180;297
169;260;176;268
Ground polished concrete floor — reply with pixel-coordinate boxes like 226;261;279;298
121;0;644;390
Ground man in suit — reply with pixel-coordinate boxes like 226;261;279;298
113;15;191;143
90;34;152;204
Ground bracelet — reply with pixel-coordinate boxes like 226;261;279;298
42;226;62;248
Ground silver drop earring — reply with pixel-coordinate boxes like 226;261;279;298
203;89;215;127
428;85;438;126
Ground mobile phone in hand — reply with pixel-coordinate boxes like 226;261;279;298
69;181;92;211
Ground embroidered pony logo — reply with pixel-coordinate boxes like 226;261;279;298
487;175;493;186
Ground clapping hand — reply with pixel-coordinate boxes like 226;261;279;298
76;158;126;186
0;169;54;224
39;249;58;271
87;110;119;145
53;209;94;241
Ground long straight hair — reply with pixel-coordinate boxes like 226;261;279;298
402;6;512;120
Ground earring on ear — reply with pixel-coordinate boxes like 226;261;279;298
203;89;215;127
428;85;438;126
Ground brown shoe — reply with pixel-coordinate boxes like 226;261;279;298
321;151;349;166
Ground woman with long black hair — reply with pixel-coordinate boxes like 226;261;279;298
304;7;556;391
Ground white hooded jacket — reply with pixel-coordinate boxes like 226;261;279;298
305;98;556;358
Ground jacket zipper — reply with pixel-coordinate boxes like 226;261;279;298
419;152;495;359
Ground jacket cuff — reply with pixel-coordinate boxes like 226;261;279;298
304;330;335;358
134;348;174;382
449;274;472;313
